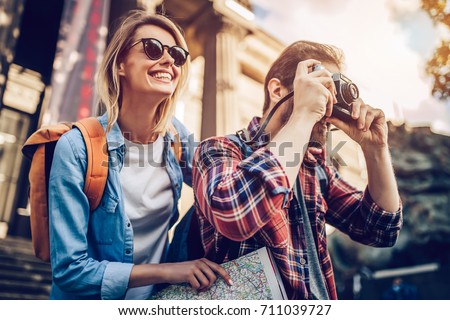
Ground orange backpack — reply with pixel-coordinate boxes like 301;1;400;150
22;117;182;262
22;118;108;262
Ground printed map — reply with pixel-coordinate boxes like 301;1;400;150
150;248;279;300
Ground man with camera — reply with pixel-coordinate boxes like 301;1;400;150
192;40;402;299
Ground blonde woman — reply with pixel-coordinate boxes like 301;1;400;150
48;10;230;300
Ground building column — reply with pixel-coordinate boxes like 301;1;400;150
200;17;246;139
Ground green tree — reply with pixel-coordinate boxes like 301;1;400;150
421;0;450;100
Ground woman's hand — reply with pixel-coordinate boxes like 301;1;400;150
161;258;233;291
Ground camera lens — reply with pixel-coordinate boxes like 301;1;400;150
341;82;359;104
349;84;359;99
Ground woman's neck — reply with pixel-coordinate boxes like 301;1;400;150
118;100;160;144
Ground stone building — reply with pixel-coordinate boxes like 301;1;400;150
0;0;448;299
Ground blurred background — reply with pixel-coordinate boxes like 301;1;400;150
0;0;449;299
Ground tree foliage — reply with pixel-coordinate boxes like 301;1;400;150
425;40;449;100
421;0;450;100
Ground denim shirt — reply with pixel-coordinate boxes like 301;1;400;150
48;113;194;299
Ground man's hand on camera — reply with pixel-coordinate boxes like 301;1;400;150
327;98;388;152
291;59;337;124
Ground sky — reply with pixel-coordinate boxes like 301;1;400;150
251;0;450;135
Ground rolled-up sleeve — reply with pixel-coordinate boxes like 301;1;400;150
358;188;403;247
101;262;134;300
325;166;403;247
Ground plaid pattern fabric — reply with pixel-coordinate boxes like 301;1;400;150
192;117;403;299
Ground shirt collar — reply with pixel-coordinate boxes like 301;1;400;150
98;112;124;152
165;122;178;143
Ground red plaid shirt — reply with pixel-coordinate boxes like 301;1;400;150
192;117;402;299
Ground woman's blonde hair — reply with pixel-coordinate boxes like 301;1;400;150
96;10;190;133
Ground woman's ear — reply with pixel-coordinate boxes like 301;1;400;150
118;62;126;76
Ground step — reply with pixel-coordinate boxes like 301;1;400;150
0;279;51;295
0;250;51;268
0;236;53;300
0;291;50;300
0;258;52;276
0;236;35;254
0;268;52;283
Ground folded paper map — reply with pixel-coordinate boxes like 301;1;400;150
150;247;287;300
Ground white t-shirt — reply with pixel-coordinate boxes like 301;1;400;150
120;135;174;299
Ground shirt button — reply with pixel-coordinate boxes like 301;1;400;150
127;222;131;228
125;249;132;255
300;258;306;265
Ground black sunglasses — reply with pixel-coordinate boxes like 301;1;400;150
129;38;189;67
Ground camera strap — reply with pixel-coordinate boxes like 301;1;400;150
236;91;294;146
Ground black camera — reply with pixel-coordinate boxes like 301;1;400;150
313;65;359;119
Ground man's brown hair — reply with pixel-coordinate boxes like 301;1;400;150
262;40;344;114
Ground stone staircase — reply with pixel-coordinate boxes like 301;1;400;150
0;237;51;299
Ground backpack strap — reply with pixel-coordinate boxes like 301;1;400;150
22;122;73;159
314;165;329;200
73;118;108;211
226;133;254;158
293;177;330;299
